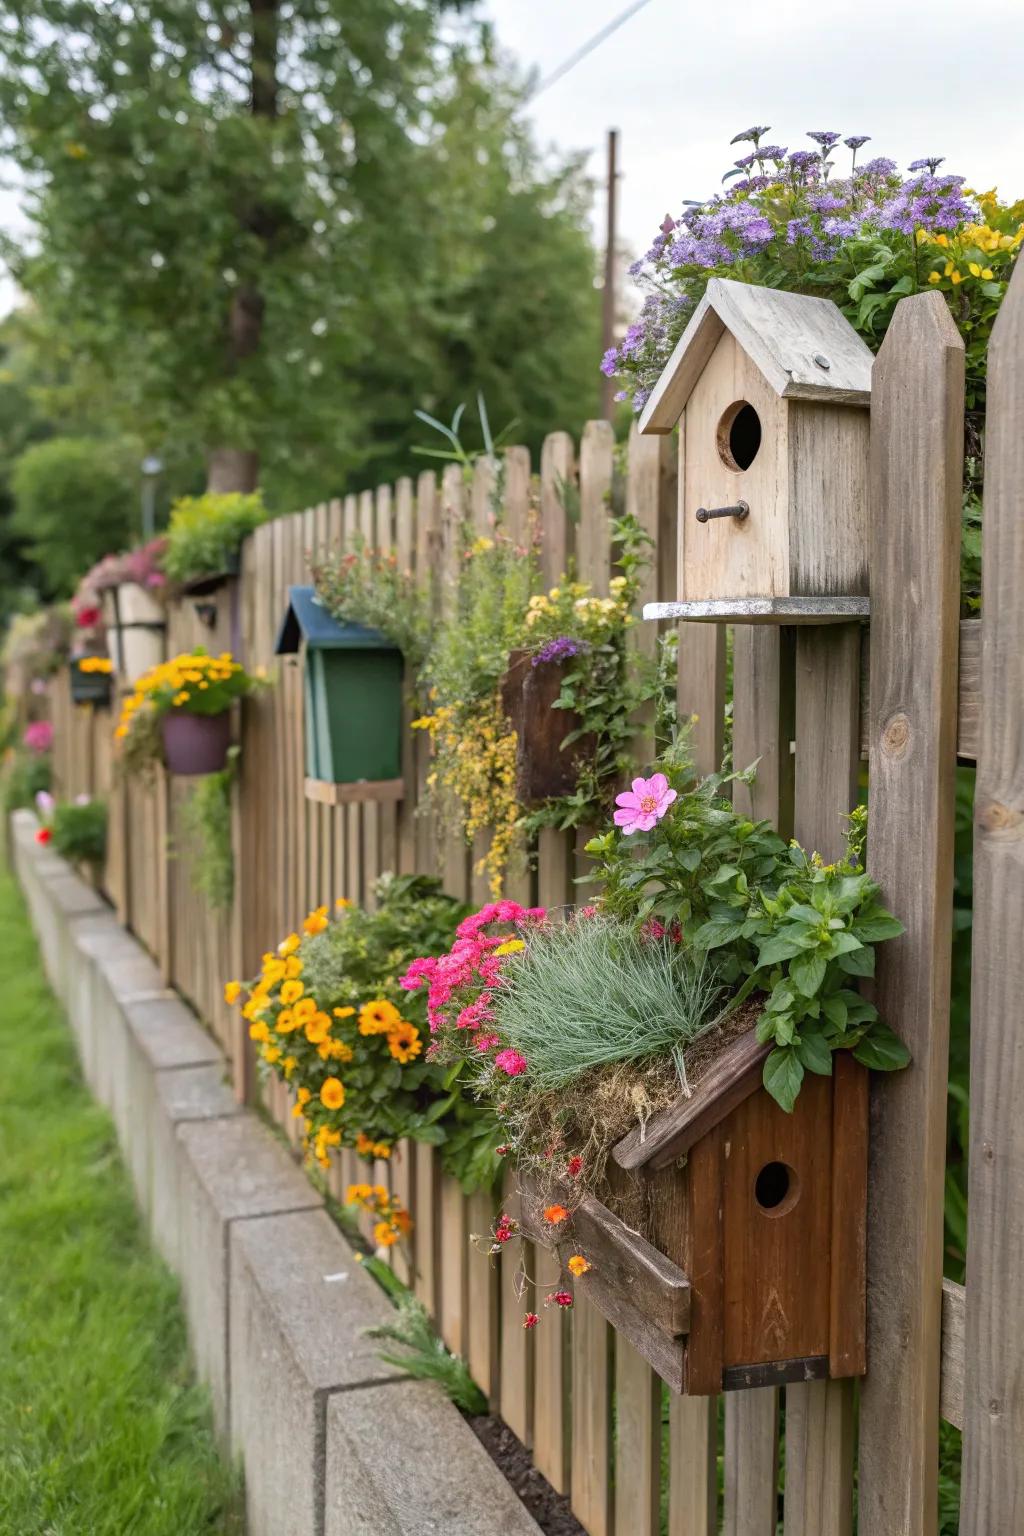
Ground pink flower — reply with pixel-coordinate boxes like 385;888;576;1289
35;790;55;814
23;721;53;755
613;773;677;835
641;918;666;941
494;1048;528;1077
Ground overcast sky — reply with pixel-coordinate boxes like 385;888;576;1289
2;0;1021;314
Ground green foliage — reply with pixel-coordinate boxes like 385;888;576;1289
247;874;502;1192
586;747;908;1112
312;541;433;671
0;10;600;504
117;649;257;777
9;436;138;598
363;1259;488;1414
1;749;51;814
162;492;268;584
490;916;724;1090
0;854;243;1534
945;765;975;1283
179;759;235;910
50;798;107;867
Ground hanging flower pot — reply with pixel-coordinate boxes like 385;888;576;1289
160;708;232;776
69;655;114;708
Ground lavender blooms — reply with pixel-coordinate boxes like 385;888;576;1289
532;636;588;667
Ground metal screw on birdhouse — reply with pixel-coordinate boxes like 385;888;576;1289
695;500;750;524
813;353;831;370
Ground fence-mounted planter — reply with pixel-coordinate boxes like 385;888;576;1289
103;584;166;684
161;709;232;776
180;549;241;599
499;648;595;805
275;585;404;805
523;1028;868;1396
69;657;113;708
639;278;873;626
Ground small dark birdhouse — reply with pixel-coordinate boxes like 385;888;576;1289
522;1031;868;1395
639;278;874;625
275;585;404;805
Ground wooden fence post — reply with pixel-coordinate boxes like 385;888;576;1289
960;255;1024;1532
858;292;964;1534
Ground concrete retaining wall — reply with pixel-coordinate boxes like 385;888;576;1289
11;811;540;1536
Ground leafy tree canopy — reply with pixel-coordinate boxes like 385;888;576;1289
10;435;139;597
0;3;601;505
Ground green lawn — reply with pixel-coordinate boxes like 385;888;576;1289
0;855;243;1535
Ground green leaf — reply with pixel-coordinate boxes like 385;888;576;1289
796;1028;833;1075
756;932;809;969
839;944;876;977
852;1023;911;1072
852;912;905;943
763;1047;805;1114
790;950;827;998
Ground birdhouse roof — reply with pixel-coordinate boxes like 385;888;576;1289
638;277;874;434
274;585;398;655
613;1026;770;1172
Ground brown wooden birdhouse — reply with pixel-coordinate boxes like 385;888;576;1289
521;1030;868;1395
639;278;874;624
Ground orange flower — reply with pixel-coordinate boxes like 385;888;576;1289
387;1020;422;1063
278;932;301;957
304;1011;332;1044
279;979;304;1006
292;997;317;1023
333;1006;356;1020
543;1204;569;1226
274;1008;298;1034
223;980;241;1005
320;1077;345;1110
373;1142;392;1160
567;1255;590;1277
358;999;401;1035
374;1221;399;1248
303;905;329;936
355;1131;375;1156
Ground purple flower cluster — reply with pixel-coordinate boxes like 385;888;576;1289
532;635;587;667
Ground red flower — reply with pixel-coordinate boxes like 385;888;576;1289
496;1145;510;1156
566;1155;584;1179
34;826;52;845
75;605;101;629
522;1312;539;1329
546;1290;574;1309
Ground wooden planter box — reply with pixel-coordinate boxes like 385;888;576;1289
276;585;404;802
521;1029;868;1396
103;583;166;684
500;647;594;805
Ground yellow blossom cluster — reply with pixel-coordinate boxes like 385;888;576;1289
919;217;1022;288
524;578;630;632
77;655;113;674
345;1182;413;1248
116;650;244;741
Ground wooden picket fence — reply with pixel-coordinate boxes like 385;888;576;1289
46;267;1024;1535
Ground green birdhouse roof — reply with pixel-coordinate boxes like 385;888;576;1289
274;586;398;655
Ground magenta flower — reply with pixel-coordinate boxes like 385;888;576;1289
495;1049;528;1077
613;773;677;834
23;721;53;755
35;790;55;815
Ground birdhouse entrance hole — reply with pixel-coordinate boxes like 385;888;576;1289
716;399;762;472
753;1159;799;1216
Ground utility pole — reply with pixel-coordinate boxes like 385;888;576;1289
601;127;619;422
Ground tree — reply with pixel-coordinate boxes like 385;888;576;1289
10;436;138;597
0;4;601;502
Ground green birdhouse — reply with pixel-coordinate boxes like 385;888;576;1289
275;586;404;803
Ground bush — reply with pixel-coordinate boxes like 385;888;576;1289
1;751;51;814
10;437;138;598
162;492;267;584
51;798;107;867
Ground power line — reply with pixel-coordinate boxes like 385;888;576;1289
529;0;656;100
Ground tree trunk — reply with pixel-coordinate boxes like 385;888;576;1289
205;0;278;494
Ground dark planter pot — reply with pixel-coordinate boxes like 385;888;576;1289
500;647;596;806
69;660;112;709
161;709;232;776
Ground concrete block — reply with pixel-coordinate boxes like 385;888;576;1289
146;1063;240;1264
116;994;224;1160
175;1117;322;1438
230;1209;402;1536
71;925;140;1104
324;1380;543;1536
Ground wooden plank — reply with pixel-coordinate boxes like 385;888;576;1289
615;1030;770;1171
303;778;404;806
532;1243;569;1492
390;1139;414;1288
722;1387;778;1536
413;471;439;880
539;431;574;586
394;478;417;877
413;1142;440;1315
570;1292;612;1536
648;598;869;623
466;1185;500;1405
857;618;980;761
615;1333;661;1536
578;419;614;595
858;292;963;1536
960;257;1024;1533
668;1394;717;1536
438;463;469;901
732;626;795;838
782;1379;854;1536
499;1170;534;1446
941;1278;964;1431
439;1173;467;1357
828;1054;868;1378
684;1126;725;1396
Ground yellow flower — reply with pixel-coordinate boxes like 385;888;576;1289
292;997;317;1023
282;1055;298;1077
333;1006;356;1020
296;1087;311;1106
303;906;329;936
493;938;525;957
927;271;941;284
320;1076;345;1110
304;1011;332;1044
278;933;301;957
358;998;401;1035
373;1142;392;1159
355;1131;375;1156
335;897;352;909
387;1020;422;1064
261;959;286;986
274;1008;298;1034
969;262;982;277
279;979;304;1006
982;267;995;280
347;1183;373;1204
374;1222;399;1248
567;1254;591;1277
951;270;963;285
223;980;241;1005
249;1020;270;1043
263;1045;282;1065
283;956;303;979
319;1038;353;1062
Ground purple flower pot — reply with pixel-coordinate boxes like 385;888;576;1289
161;709;232;776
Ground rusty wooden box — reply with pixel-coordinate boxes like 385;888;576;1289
522;1030;868;1396
500;646;594;806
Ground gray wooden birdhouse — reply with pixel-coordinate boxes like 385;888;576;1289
640;278;874;624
